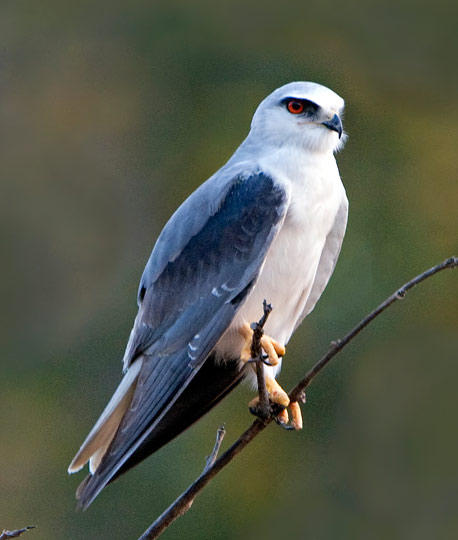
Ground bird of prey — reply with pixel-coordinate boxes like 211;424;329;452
68;81;348;509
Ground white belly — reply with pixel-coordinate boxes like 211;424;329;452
215;156;345;378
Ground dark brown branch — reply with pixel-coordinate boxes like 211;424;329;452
0;527;36;540
137;256;457;540
250;300;272;419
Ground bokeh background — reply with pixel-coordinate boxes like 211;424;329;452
1;1;457;539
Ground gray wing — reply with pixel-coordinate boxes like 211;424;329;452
76;171;289;508
295;196;348;329
124;170;289;366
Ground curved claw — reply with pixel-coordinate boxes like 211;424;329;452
275;417;297;431
239;323;285;366
274;407;292;429
273;400;303;430
248;379;303;430
246;355;275;367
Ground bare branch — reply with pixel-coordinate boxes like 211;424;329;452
138;420;266;540
289;255;458;401
250;300;273;419
0;527;36;540
203;425;226;474
137;256;457;540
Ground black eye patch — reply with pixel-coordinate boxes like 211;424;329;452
281;97;319;116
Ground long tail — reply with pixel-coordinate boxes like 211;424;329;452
71;354;245;510
68;359;143;475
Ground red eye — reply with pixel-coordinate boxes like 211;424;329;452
287;100;304;114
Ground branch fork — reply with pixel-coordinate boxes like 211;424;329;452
137;256;457;540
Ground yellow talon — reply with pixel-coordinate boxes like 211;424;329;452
239;322;285;365
247;377;289;408
289;401;303;430
265;377;290;408
276;407;289;425
248;376;303;430
239;322;302;430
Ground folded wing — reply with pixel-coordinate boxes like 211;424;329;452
69;171;289;508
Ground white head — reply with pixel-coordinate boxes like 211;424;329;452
249;81;346;154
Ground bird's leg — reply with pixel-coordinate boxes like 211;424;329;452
249;376;289;410
248;376;303;430
241;301;303;430
239;322;286;366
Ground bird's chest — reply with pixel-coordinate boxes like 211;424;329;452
216;159;344;363
225;169;343;343
247;171;342;336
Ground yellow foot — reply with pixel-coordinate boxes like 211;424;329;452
288;401;303;430
248;377;303;430
239;322;286;366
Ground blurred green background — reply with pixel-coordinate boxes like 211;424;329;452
1;0;457;539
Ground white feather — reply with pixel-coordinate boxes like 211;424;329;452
214;81;348;383
68;358;143;474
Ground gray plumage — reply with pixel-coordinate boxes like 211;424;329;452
68;81;348;510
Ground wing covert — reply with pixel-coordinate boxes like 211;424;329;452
123;171;289;368
75;172;289;508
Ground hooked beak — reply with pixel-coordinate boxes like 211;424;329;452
322;114;343;139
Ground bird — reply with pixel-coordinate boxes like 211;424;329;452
68;81;348;509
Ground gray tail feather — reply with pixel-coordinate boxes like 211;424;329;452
76;354;245;510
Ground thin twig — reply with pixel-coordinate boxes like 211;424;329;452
0;527;36;540
137;256;457;540
137;421;266;540
203;425;226;473
289;255;458;402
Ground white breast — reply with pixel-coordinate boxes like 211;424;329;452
215;148;345;378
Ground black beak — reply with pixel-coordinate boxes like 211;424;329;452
322;114;343;139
